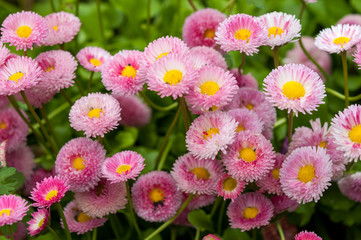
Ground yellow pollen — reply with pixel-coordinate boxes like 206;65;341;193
163;70;183;85
211;105;218;111
298;165;315;183
192;167;210;180
46;66;55;72
239;148;257;163
53;25;58;31
235;29;252;42
0;209;12;217
272;168;280;179
73;157;85;170
203;127;219;140
236;125;245;132
89;58;102;67
0;122;7;130
243;207;258;220
203;29;215;39
268;26;284;38
333;36;350;48
8;72;24;83
45;190;58;201
149;188;165;203
77;212;92;223
17;26;32;38
246;103;254;110
223;177;237;191
282;81;305;100
121;66;137;78
38;218;45;228
116;164;132;175
349;125;361;144
156;52;168;60
200;81;220;96
87;108;104;119
318;141;327;149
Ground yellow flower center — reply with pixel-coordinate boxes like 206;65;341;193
333;36;350;48
243;207;258;220
318;141;327;149
38;218;45;228
203;29;215;39
272;168;280;179
116;164;132;174
156;52;168;60
149;188;165;203
46;66;55;72
77;212;92;223
268;26;284;38
282;81;305;100
246;103;254;110
239;148;257;163
73;157;85;170
298;165;315;183
235;29;252;42
45;190;58;201
200;81;220;96
203;127;219;140
89;58;102;67
192;167;210;180
53;25;58;31
349;125;361;144
163;70;183;85
223;177;237;191
236;125;245;132
17;26;32;38
8;72;24;83
0;209;12;217
0;122;7;130
87;108;104;119
121;66;137;78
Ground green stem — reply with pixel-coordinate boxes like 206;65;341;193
274;117;286;128
57;202;72;240
227;0;235;16
74;78;85;96
180;97;191;132
210;197;221;218
351;94;361;102
187;0;197;11
326;87;346;100
222;0;234;12
288;110;293;144
171;228;176;240
195;228;200;240
217;200;226;235
145;194;194;240
299;0;306;19
6;225;14;240
40;107;60;148
87;72;94;94
48;226;61;240
238;52;246;75
276;220;285;240
341;51;349;107
75;0;79;16
273;46;279;68
139;91;178;111
126;182;142;240
60;89;73;106
156;105;181;170
108;215;121;240
146;0;151;42
50;0;56;11
157;135;175;171
92;228;97;240
96;0;105;45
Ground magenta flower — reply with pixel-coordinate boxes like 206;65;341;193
77;46;111;72
27;208;49;236
0;194;29;227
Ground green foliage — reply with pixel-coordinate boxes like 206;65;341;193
188;209;214;232
223;228;251;240
0;167;24;194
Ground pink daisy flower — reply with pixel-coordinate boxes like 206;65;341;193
0;194;29;227
0;56;42;95
186;111;238;160
6;144;34;180
315;24;361;54
215;14;268;55
101;50;145;95
354;44;361;68
171;153;224;195
331;104;361;161
295;231;322;240
113;94;151;127
222;131;275;182
259;12;301;49
227;192;274;231
263;63;325;116
216;173;246;200
62;200;107;235
182;8;226;48
55;137;106;192
1;11;48;51
69;93;121;138
131;171;182;222
338;14;361;26
229;69;259;89
146;53;198;99
76;46;111;72
74;178;127;218
280;146;332;203
30;175;70;208
228;108;263;134
102;150;145;183
44;11;81;46
24;168;54;196
338;172;361;202
0;41;10;67
27;208;49;236
189;46;227;69
187;193;216;210
256;153;286;195
0;108;28;151
270;194;299;214
203;234;221;240
186;66;238;113
304;0;317;3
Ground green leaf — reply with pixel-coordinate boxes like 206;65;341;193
188;209;214;232
114;127;139;150
320;184;355;211
223;228;251;240
0;167;16;181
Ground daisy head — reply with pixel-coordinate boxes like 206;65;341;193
182;8;226;48
0;41;10;67
229;69;259;89
1;11;48;51
270;195;299;214
76;46;111;72
171;153;224;195
263;63;325;116
216;173;246;200
295;231;322;240
185;111;238;160
215;14;268;55
228;108;264;135
0;194;29;227
280;146;332;203
189;46;227;69
338;14;361;26
30;176;70;208
69;93;121;138
27;208;49;236
227;192;274;231
203;234;221;240
353;43;361;69
131;171;182;222
315;24;361;54
338;172;361;202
